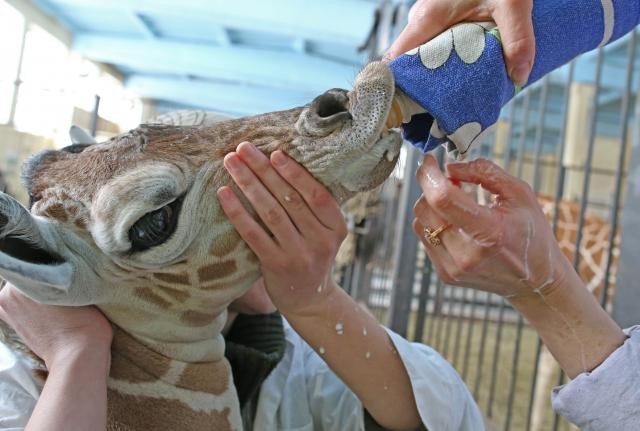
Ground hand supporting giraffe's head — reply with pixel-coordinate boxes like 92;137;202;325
0;62;401;356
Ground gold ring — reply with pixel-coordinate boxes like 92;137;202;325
423;224;450;246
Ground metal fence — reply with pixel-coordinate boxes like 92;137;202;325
344;9;640;430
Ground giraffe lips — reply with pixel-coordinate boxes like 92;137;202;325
376;97;403;162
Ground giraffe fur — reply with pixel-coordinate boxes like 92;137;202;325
0;62;402;430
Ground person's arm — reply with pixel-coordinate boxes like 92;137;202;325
284;283;421;430
384;0;535;86
27;345;110;431
412;156;626;378
508;267;626;379
217;142;421;430
0;285;112;431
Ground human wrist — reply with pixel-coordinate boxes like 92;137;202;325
508;260;572;307
507;257;625;377
275;279;342;321
47;335;112;376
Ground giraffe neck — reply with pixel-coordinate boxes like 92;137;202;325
107;326;242;430
100;300;230;363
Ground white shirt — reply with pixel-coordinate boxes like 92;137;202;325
0;320;482;430
0;343;42;431
3;326;638;430
252;321;483;430
551;325;640;431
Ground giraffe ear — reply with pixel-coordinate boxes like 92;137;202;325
0;191;75;302
69;125;97;145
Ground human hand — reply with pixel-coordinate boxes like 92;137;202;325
385;0;535;85
413;156;572;300
217;142;347;318
0;284;112;370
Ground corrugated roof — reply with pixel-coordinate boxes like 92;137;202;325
34;0;391;115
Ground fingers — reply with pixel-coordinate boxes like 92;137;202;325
383;0;451;61
415;196;495;276
217;186;279;259
491;0;535;86
223;151;302;247
446;158;529;201
270;150;346;237
416;156;495;238
414;196;469;255
412;218;457;283
235;142;327;239
414;196;455;247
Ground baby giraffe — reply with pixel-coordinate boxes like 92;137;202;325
0;62;405;430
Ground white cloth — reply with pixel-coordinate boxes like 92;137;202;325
0;320;482;430
551;325;640;431
0;342;42;431
253;321;483;430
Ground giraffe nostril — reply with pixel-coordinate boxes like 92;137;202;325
311;89;351;120
316;95;349;118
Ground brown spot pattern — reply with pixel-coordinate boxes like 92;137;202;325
74;217;88;229
209;230;241;257
180;310;217;327
200;271;258;292
135;287;171;309
107;390;231;431
45;203;68;222
156;285;190;303
109;354;156;384
197;260;236;283
176;360;230;395
111;327;171;379
153;272;191;285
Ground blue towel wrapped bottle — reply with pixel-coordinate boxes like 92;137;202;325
389;0;640;158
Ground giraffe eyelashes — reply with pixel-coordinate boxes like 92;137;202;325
129;196;184;253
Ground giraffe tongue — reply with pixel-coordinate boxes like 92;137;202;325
384;91;428;131
384;97;404;130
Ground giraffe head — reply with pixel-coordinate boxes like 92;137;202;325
0;62;401;359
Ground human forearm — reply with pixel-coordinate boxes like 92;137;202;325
27;345;110;431
414;158;627;379
509;257;626;379
285;282;421;430
219;146;420;428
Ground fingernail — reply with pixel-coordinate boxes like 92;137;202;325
271;151;288;167
510;63;531;87
242;142;259;155
448;177;462;188
236;141;251;151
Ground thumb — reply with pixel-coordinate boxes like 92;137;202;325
383;1;450;62
492;0;536;86
384;22;430;61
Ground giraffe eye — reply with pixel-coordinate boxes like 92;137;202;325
129;197;183;252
